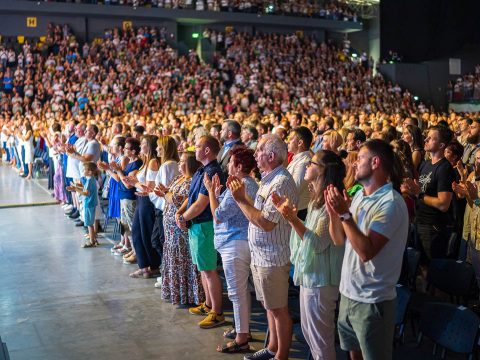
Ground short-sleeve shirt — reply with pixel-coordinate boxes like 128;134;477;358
66;136;87;179
188;159;226;224
82;176;98;208
118;159;143;200
248;166;299;267
79;139;101;175
339;183;409;303
416;157;455;225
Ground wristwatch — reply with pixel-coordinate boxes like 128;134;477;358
340;212;352;221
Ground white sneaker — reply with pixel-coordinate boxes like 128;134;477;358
63;204;73;211
156;276;162;282
154;281;162;289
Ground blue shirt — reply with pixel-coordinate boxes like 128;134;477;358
118;159;143;200
188;159;226;224
82;176;98;208
214;176;259;249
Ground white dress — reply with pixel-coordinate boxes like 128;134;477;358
23;129;34;164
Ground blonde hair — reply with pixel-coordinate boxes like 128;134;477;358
323;130;344;152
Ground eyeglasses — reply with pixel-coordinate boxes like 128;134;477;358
308;160;321;167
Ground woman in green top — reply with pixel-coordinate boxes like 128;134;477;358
272;150;346;360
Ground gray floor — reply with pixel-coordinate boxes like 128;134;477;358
0;164;312;360
0;164;56;207
0;163;463;360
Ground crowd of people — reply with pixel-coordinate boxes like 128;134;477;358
2;22;480;360
447;64;480;102
32;0;360;21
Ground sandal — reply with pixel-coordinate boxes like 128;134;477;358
217;340;250;353
129;268;146;278
81;241;97;248
223;328;253;342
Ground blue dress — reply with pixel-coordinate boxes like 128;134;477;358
107;157;122;218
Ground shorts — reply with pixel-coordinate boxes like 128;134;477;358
188;221;217;271
251;264;290;310
120;199;136;231
84;206;95;227
337;294;395;360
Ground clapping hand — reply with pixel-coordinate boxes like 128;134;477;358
137;183;153;194
123;175;137;187
271;191;297;222
65;144;75;154
401;178;421;197
153;183;169;197
204;173;223;197
109;162;122;172
452;181;468;198
466;181;479;201
97;161;109;171
227;175;246;203
324;184;350;217
455;161;468;183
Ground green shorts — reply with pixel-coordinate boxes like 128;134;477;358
337;294;395;360
188;221;217;272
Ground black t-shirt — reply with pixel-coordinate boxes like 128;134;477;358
416;157;455;225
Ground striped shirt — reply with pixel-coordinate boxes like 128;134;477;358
248;165;299;267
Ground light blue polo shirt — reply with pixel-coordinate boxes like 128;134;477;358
339;182;408;303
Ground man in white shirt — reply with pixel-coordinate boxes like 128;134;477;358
229;134;298;360
326;139;409;360
286;126;313;220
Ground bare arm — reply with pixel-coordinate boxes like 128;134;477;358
422;191;453;213
182;194;210;222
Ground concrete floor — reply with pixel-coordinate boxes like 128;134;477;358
0;163;466;360
0;164;312;360
0;165;55;208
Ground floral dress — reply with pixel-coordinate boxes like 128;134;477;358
161;175;205;305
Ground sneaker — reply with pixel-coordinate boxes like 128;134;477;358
154;281;162;289
198;310;226;329
244;348;276;360
189;302;211;316
69;210;80;219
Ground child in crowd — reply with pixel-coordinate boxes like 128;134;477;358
67;162;99;248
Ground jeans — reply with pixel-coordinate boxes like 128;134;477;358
416;222;450;263
217;240;251;334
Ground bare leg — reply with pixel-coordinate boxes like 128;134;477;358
270;307;292;360
203;269;223;313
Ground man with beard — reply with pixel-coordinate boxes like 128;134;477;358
326;139;409;360
462;118;480;171
402;125;455;263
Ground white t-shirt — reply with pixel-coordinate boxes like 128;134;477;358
66;136;87;179
149;160;179;211
339;183;408;303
